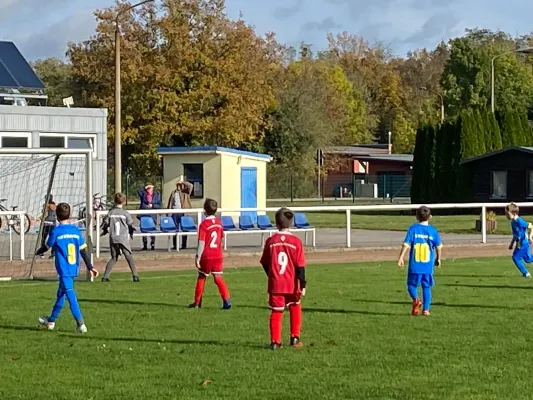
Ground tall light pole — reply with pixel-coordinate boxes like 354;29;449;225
420;87;445;123
114;0;155;194
491;46;533;114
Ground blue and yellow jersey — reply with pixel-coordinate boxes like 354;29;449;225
46;224;87;277
403;223;442;274
511;217;532;249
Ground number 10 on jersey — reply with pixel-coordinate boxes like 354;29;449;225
413;243;430;263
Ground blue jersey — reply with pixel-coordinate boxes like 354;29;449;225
403;223;442;274
46;224;87;277
511;217;531;249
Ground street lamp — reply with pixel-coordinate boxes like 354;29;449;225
114;0;155;194
420;87;445;123
491;46;533;114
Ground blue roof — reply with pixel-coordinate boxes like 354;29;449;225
157;146;272;161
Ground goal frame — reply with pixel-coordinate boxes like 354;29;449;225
0;148;94;278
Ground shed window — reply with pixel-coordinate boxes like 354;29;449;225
40;136;65;148
184;163;204;198
491;170;507;199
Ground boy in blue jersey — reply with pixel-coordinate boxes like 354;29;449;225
505;202;533;278
397;206;443;316
36;203;99;333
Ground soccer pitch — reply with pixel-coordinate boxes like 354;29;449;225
1;258;533;400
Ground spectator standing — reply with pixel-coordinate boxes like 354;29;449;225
39;194;57;259
137;183;161;251
167;177;193;250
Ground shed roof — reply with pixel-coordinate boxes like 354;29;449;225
460;146;533;164
356;154;413;163
324;144;390;156
157;146;272;162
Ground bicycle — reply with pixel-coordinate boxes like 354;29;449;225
0;199;31;235
79;194;114;228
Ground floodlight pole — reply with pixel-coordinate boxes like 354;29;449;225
420;87;445;123
491;46;533;114
114;0;155;194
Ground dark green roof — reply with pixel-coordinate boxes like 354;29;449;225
461;147;533;164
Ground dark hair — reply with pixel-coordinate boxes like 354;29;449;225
114;192;127;205
416;206;431;222
56;203;71;221
203;198;218;216
275;207;294;229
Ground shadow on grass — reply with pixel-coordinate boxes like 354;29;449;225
237;304;400;316
0;324;45;333
439;275;512;279
440;283;533;290
353;298;530;310
80;298;179;308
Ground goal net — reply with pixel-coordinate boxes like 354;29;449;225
0;149;93;280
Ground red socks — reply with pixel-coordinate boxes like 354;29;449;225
289;303;302;338
213;275;230;300
194;275;206;305
270;311;283;344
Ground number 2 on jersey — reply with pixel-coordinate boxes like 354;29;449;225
277;251;288;274
414;243;430;263
209;231;218;248
67;243;76;265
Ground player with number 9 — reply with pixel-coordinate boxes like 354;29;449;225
397;206;443;316
260;207;306;350
189;198;231;309
37;203;98;333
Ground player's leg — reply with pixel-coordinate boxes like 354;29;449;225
512;248;530;277
211;260;231;309
142;236;148;251
61;277;86;332
102;245;119;281
122;247;139;282
190;271;208;308
421;275;435;315
269;295;284;349
287;295;303;347
407;274;421;315
39;281;66;329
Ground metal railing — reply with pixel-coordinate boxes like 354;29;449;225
0;211;26;261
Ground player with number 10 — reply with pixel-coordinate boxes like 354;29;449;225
260;208;306;350
189;198;231;309
397;206;443;316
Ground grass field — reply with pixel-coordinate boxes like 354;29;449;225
2;257;533;399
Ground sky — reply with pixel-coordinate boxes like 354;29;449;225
1;0;532;61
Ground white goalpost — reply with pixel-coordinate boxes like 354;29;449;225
0;148;93;280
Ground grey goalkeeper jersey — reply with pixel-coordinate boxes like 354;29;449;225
106;207;133;250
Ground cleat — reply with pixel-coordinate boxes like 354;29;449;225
290;337;303;348
411;298;422;316
38;316;55;330
77;324;87;334
270;342;282;351
222;299;232;310
101;277;110;282
422;310;431;316
188;302;201;309
132;276;140;282
525;273;531;278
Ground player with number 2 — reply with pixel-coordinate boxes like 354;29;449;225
397;206;442;316
260;207;306;350
101;192;139;282
189;198;231;309
37;203;98;333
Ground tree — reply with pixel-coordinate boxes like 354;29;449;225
411;126;427;203
68;0;279;174
31;58;73;107
471;109;486;155
484;110;502;151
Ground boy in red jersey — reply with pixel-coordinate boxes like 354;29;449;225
260;207;306;350
189;198;231;310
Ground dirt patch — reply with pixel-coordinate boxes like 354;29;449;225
0;243;510;279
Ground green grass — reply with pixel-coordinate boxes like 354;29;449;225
2;258;533;399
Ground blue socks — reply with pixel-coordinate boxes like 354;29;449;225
407;284;418;300
422;287;432;312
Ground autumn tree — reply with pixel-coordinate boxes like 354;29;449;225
31;58;73;107
68;0;279;174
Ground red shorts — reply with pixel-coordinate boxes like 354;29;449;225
269;293;301;311
198;258;223;276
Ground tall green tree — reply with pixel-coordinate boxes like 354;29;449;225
31;58;73;107
411;126;427;203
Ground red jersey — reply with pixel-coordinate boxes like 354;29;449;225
198;216;224;261
260;232;306;294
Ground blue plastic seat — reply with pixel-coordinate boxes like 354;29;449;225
221;216;237;231
257;215;273;230
294;213;313;229
139;216;160;233
239;215;257;230
180;216;197;232
160;217;178;232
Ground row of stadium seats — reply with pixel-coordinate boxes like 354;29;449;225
134;213;316;250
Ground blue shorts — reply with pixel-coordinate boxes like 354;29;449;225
513;245;533;263
407;273;434;288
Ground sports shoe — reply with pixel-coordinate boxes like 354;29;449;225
77;324;88;334
525;273;531;278
222;299;232;310
188;300;202;309
270;342;282;351
133;276;140;282
411;298;422;316
38;316;55;330
422;310;431;316
290;336;303;348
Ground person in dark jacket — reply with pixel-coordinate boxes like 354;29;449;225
137;183;162;250
39;194;57;259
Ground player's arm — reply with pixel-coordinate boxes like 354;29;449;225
295;242;307;292
78;234;98;276
126;212;136;238
509;236;516;250
527;222;533;242
195;225;206;267
434;232;443;267
36;228;56;255
397;227;412;268
259;240;270;276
